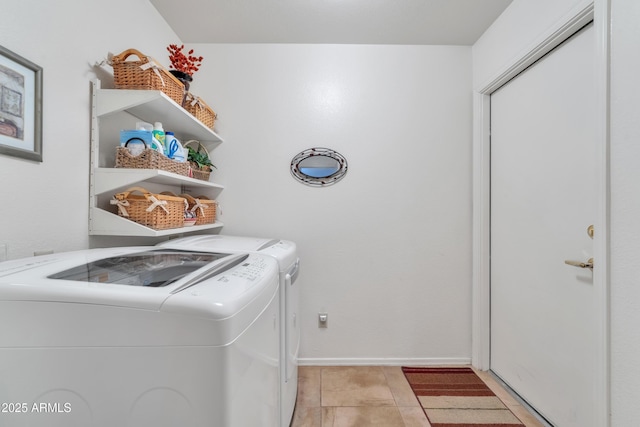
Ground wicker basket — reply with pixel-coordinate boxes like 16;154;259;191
110;48;185;105
184;140;213;181
115;147;190;177
184;93;217;129
181;194;217;225
111;187;187;230
190;166;211;181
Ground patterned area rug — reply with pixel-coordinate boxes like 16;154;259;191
402;367;525;427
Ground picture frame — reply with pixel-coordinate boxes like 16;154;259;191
0;45;42;162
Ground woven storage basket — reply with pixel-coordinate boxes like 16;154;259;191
111;187;187;230
115;147;190;177
181;194;217;225
184;140;213;181
184;93;217;129
111;48;185;105
190;166;210;181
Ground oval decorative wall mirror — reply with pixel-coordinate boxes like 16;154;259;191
290;147;348;187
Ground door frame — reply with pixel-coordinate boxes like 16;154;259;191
471;1;610;425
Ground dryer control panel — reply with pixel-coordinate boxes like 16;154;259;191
227;256;271;282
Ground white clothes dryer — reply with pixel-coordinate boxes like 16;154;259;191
157;235;300;427
0;247;280;427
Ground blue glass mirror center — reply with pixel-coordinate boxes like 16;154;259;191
299;156;340;178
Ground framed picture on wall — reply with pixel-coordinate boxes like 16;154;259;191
0;45;42;162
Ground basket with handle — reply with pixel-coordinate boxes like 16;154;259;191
180;193;217;225
110;187;187;230
184;92;217;129
115;142;190;177
184;140;213;181
110;48;185;105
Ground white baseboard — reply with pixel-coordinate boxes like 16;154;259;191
297;357;472;367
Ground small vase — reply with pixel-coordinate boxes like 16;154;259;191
169;70;193;107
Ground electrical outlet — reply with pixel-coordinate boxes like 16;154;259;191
318;312;328;328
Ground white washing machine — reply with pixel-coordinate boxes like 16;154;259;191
158;235;300;427
0;247;280;427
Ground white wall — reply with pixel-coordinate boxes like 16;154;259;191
609;0;640;424
0;0;180;259
189;44;473;363
474;0;640;423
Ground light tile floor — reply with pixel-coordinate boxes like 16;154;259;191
290;366;545;427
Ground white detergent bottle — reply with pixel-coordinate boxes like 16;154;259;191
152;122;166;155
166;131;185;162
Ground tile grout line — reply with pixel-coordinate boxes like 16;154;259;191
382;367;400;408
391;367;432;426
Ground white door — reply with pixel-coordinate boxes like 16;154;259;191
490;23;596;426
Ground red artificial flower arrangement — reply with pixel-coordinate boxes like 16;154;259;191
167;44;203;76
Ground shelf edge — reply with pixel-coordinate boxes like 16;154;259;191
89;208;223;237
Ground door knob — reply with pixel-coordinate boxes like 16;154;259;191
564;257;594;270
564;225;594;269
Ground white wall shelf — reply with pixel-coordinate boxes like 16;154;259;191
95;86;223;147
89;208;224;237
90;79;224;237
93;168;224;196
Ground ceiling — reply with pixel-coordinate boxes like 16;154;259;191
150;0;513;45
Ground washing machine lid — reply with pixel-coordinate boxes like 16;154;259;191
0;247;252;311
48;249;230;287
158;235;298;272
0;247;151;278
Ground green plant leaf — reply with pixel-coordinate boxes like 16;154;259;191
187;146;216;170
